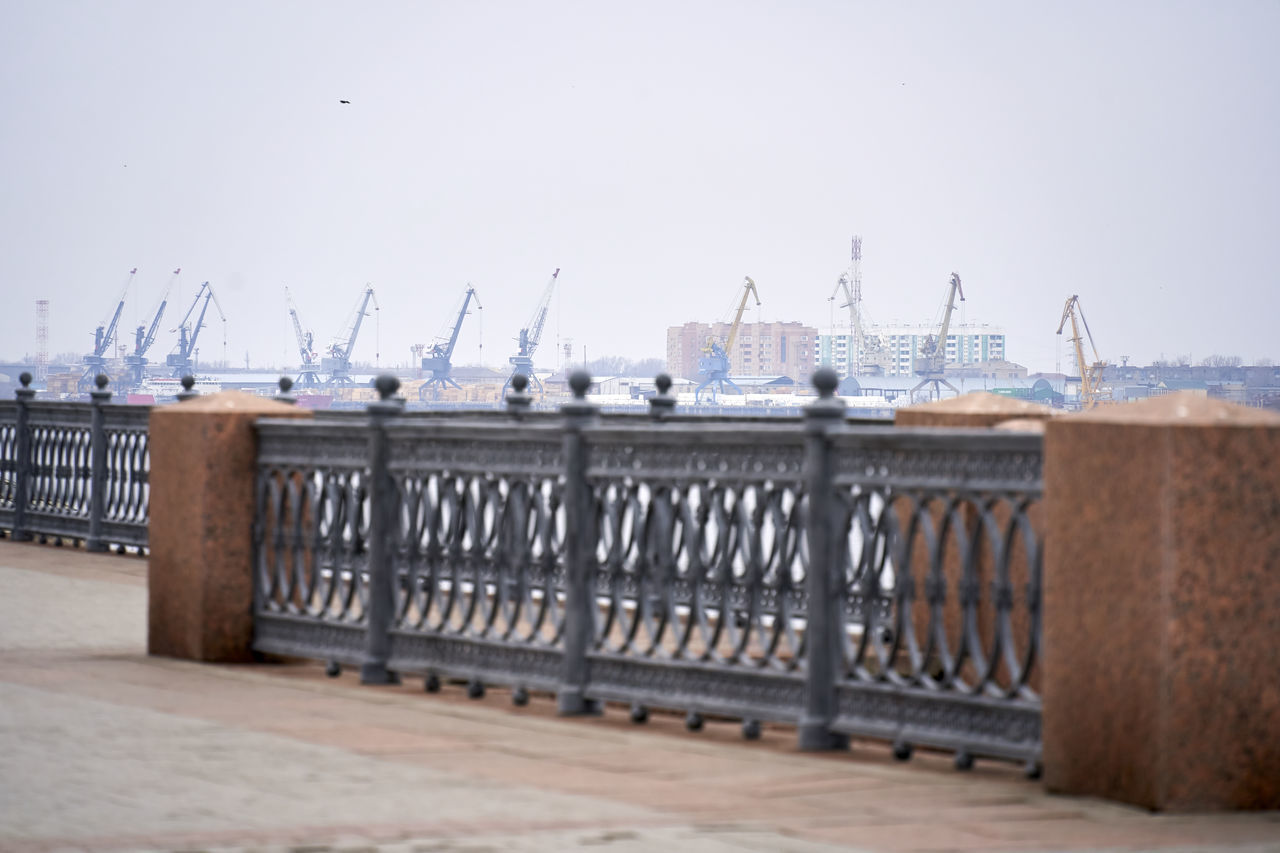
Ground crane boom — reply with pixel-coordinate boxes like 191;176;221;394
136;269;178;358
917;272;964;373
167;282;225;377
323;285;378;385
81;267;136;391
333;286;377;360
694;276;763;403
285;287;316;365
723;276;761;355
94;269;135;357
441;286;480;361
503;269;560;398
909;271;965;402
518;269;558;358
1056;294;1110;408
420;285;483;400
935;272;964;353
186;285;214;355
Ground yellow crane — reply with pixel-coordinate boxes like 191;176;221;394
1056;295;1111;408
909;272;965;402
695;276;761;402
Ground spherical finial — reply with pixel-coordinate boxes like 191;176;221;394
95;374;109;390
374;373;399;401
812;367;839;398
511;373;528;393
655;373;672;394
569;370;591;399
181;375;195;391
278;376;293;394
19;372;31;388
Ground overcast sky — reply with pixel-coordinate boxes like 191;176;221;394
2;0;1278;375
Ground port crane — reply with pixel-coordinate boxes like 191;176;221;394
1056;294;1111;408
323;285;379;386
166;281;226;378
827;235;890;378
695;276;760;403
419;285;481;401
829;272;861;377
910;272;964;403
124;268;179;388
285;288;321;387
503;269;558;397
80;268;135;391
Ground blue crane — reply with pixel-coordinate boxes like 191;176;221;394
79;268;135;391
419;285;481;401
503;269;558;398
166;281;226;378
323;285;378;386
79;267;135;389
694;276;760;403
286;287;321;387
124;268;179;389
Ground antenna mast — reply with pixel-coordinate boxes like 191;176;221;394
850;236;863;377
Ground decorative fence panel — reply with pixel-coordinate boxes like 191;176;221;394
383;420;568;693
0;377;151;550
252;419;371;667
22;401;94;542
823;428;1043;767
99;405;151;548
251;374;1045;771
581;423;809;725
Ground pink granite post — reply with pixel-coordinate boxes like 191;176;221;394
894;391;1058;429
1043;393;1280;811
148;392;311;662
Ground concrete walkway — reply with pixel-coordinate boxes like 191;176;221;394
1;539;1277;853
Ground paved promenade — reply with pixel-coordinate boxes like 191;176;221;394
1;539;1277;853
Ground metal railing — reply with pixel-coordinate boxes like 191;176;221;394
0;373;150;551
253;371;1044;773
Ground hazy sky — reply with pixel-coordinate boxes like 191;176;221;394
2;0;1278;375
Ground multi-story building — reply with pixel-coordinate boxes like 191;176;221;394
817;323;1007;378
666;321;818;381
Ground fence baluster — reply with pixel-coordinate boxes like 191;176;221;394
558;370;600;715
798;367;849;750
86;374;111;552
361;374;403;685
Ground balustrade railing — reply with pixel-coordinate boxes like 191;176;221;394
252;370;1045;773
0;373;150;550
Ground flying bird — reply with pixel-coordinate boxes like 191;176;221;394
339;99;351;104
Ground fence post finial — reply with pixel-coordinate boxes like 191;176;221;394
808;367;845;419
648;372;676;420
177;375;198;402
505;373;531;417
275;376;296;405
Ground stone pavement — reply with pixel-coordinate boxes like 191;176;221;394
1;539;1277;853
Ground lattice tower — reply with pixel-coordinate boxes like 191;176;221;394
35;299;49;380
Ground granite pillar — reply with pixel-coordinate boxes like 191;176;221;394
1043;392;1280;811
148;392;311;662
894;391;1058;429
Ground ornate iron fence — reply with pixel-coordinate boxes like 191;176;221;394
0;373;150;550
251;371;1045;773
